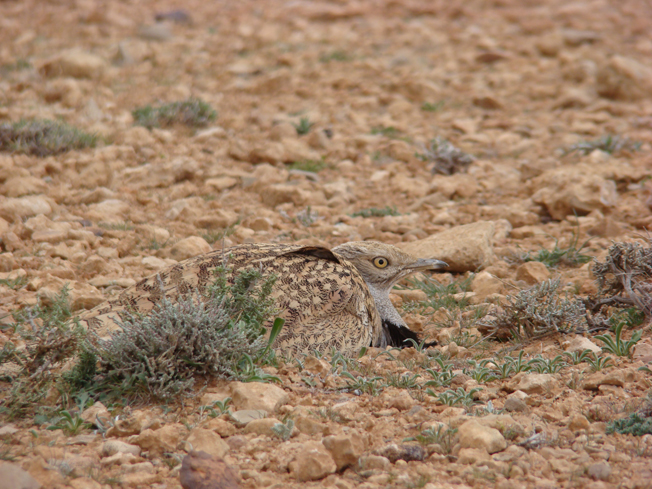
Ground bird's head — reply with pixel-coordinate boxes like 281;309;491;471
332;241;447;293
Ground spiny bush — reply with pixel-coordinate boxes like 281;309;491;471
0;119;98;156
132;97;217;129
588;239;652;323
478;279;587;339
416;137;474;175
0;287;81;418
87;267;280;401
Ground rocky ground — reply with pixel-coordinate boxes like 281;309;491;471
1;0;652;488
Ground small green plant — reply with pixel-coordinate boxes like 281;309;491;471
0;275;28;290
288;159;327;173
423;361;454;388
563;349;594;365
46;409;89;436
415;137;474;175
319;50;353;63
201;221;239;244
0;59;31;74
528;355;567;374
586;353;613;372
349;206;401;218
0;119;98;156
272;418;295;441
296;206;320;227
595;321;642;357
565;134;641;155
405;425;458;453
371;126;400;138
607;413;652;436
465;360;498;384
404;276;472;313
421;101;445;112
493;361;515;380
506;351;533;374
292;117;313;136
524;228;591;268
386;372;421;390
429;387;482;408
132;97;217;129
341;372;384;396
199;397;232;418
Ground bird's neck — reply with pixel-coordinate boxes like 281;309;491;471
367;283;406;329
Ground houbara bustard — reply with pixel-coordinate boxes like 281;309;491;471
79;241;446;357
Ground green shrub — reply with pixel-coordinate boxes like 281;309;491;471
0;119;98;156
90;267;279;401
132;97;216;129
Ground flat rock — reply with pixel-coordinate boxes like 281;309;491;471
0;196;53;222
458;420;506;454
169;236;212;261
322;433;364;470
0;461;40;489
289;441;336;482
229;382;289;414
180;451;240;489
375;443;425;462
186;429;230;458
516;262;550;284
507;373;558;395
399;221;498;272
565;336;601;354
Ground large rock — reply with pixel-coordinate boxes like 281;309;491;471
134;423;185;457
564;336;601;354
531;166;617;220
242;418;280;437
507;373;558;395
229;382;289;414
597;55;652;100
0;462;40;489
288;442;337;482
40;49;107;79
322;433;364;470
516;262;550;285
100;440;141;457
0;196;53;222
180;451;239;489
458;420;506;454
186;429;229;458
399;221;499;272
169;237;212;261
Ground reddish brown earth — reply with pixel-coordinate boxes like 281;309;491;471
0;0;651;488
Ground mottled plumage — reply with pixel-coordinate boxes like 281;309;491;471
79;241;445;357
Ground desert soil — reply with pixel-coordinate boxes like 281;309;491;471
0;0;651;488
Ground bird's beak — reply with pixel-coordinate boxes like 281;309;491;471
408;258;448;271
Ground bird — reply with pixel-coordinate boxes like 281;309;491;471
78;241;446;357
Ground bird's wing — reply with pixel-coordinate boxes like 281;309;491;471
78;243;379;356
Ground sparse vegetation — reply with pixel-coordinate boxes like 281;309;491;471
607;413;652;436
415;137;474;175
524;228;592;268
478;279;587;339
292;117;314;135
289;158;327;172
565;134;641;155
319;50;353;63
201;221;240;244
90;268;281;401
349;206;401;218
421;101;445;112
0;119;98;156
132;97;217;129
595;321;642;357
272;418;295;441
404;276;472;312
588;239;652;324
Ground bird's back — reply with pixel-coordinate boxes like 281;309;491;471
78;243;380;357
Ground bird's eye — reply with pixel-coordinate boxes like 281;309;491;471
373;257;388;268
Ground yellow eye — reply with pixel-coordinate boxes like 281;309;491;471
373;257;389;268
